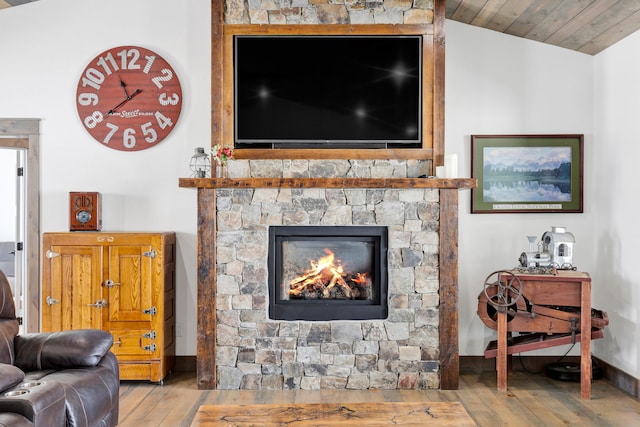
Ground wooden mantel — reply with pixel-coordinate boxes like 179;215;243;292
179;177;476;390
179;177;475;189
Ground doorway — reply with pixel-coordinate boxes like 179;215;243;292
0;148;25;329
0;119;40;332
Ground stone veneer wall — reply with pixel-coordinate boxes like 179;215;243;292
224;0;434;25
216;0;439;391
215;160;441;390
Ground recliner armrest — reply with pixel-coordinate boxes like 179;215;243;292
0;379;66;426
0;363;24;392
13;330;113;371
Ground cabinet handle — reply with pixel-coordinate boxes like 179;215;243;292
87;299;107;308
104;279;121;288
45;296;59;305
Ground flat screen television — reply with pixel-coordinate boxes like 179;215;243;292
234;35;422;149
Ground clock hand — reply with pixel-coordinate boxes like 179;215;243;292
128;88;142;99
120;78;130;98
106;89;142;115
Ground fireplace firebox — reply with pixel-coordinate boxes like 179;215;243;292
268;226;388;321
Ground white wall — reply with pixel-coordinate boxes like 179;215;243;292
0;0;211;355
445;21;598;356
0;150;17;241
593;31;640;379
447;19;639;379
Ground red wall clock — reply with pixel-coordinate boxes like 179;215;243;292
76;46;183;151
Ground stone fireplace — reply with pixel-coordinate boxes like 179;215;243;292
183;1;469;391
213;160;444;390
179;162;474;390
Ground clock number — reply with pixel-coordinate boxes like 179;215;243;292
82;68;105;91
84;111;104;129
117;48;141;70
141;122;158;143
78;93;99;106
158;93;180;106
152;69;173;89
154;111;173;129
103;123;118;144
96;52;119;75
143;55;156;74
123;128;137;148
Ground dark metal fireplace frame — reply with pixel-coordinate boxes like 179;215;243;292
268;225;388;321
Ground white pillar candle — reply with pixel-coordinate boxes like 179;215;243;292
435;166;446;178
445;154;458;178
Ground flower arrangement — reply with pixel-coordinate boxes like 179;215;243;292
211;144;234;165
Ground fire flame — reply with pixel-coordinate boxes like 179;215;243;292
287;249;371;300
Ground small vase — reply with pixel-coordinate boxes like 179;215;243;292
215;163;228;178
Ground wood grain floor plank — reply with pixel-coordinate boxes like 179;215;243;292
507;386;576;426
117;371;640;427
532;374;606;423
456;376;502;426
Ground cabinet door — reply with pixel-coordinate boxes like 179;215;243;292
105;245;154;325
110;329;156;357
43;245;104;331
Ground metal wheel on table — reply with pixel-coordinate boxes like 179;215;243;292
482;270;523;310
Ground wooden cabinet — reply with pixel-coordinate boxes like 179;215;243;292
42;232;176;383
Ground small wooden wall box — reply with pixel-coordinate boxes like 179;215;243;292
69;192;102;231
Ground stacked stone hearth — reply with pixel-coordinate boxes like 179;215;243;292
215;159;442;390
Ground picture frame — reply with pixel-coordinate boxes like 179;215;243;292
471;135;583;214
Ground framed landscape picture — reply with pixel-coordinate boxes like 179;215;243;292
471;135;583;213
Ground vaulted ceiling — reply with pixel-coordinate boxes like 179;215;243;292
0;0;38;11
446;0;640;55
3;1;640;55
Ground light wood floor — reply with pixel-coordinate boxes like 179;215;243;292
118;371;640;426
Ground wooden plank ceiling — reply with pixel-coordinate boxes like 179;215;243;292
446;0;640;55
2;1;639;55
0;0;39;10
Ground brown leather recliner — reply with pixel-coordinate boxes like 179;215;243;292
0;268;119;427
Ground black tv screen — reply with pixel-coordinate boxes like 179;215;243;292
234;35;422;149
